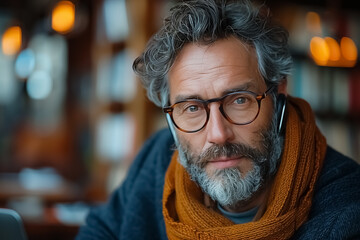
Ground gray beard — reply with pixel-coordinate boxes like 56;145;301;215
176;113;283;208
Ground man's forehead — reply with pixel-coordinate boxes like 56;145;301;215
172;38;254;69
169;40;258;82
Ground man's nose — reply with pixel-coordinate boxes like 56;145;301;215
206;103;235;144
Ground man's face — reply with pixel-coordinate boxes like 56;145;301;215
168;37;283;208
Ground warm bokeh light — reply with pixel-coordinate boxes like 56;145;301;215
324;37;340;61
52;1;75;34
340;37;358;61
306;12;322;35
1;26;22;55
310;36;357;67
310;36;329;66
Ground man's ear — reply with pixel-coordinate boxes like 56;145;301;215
277;78;288;96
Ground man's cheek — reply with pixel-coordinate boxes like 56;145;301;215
178;138;199;159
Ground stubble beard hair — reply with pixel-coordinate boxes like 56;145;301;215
177;113;283;208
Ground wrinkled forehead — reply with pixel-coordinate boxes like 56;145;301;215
171;37;255;72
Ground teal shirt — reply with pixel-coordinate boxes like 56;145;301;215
218;203;259;224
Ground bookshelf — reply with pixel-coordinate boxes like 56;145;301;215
88;0;172;197
288;59;360;161
270;1;360;162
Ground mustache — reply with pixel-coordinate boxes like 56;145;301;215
195;142;267;167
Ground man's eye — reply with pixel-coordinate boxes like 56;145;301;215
185;105;199;112
234;97;247;104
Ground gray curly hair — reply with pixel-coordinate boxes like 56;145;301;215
133;0;292;107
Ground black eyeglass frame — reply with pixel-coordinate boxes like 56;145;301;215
163;85;275;133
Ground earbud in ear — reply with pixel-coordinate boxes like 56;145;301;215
276;94;287;135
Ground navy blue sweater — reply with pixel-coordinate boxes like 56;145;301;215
77;129;360;239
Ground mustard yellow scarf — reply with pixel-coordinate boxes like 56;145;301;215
162;96;327;239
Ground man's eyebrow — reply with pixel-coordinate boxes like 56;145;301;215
174;94;203;103
173;82;255;103
221;82;254;95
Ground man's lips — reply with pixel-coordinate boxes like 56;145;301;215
207;156;244;169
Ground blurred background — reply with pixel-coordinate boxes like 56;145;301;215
0;0;359;239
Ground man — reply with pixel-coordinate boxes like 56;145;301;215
77;0;360;239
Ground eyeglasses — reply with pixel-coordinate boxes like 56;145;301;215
163;86;274;133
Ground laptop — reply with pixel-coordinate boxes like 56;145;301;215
0;208;28;240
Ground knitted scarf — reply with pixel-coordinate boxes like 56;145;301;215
162;96;327;240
